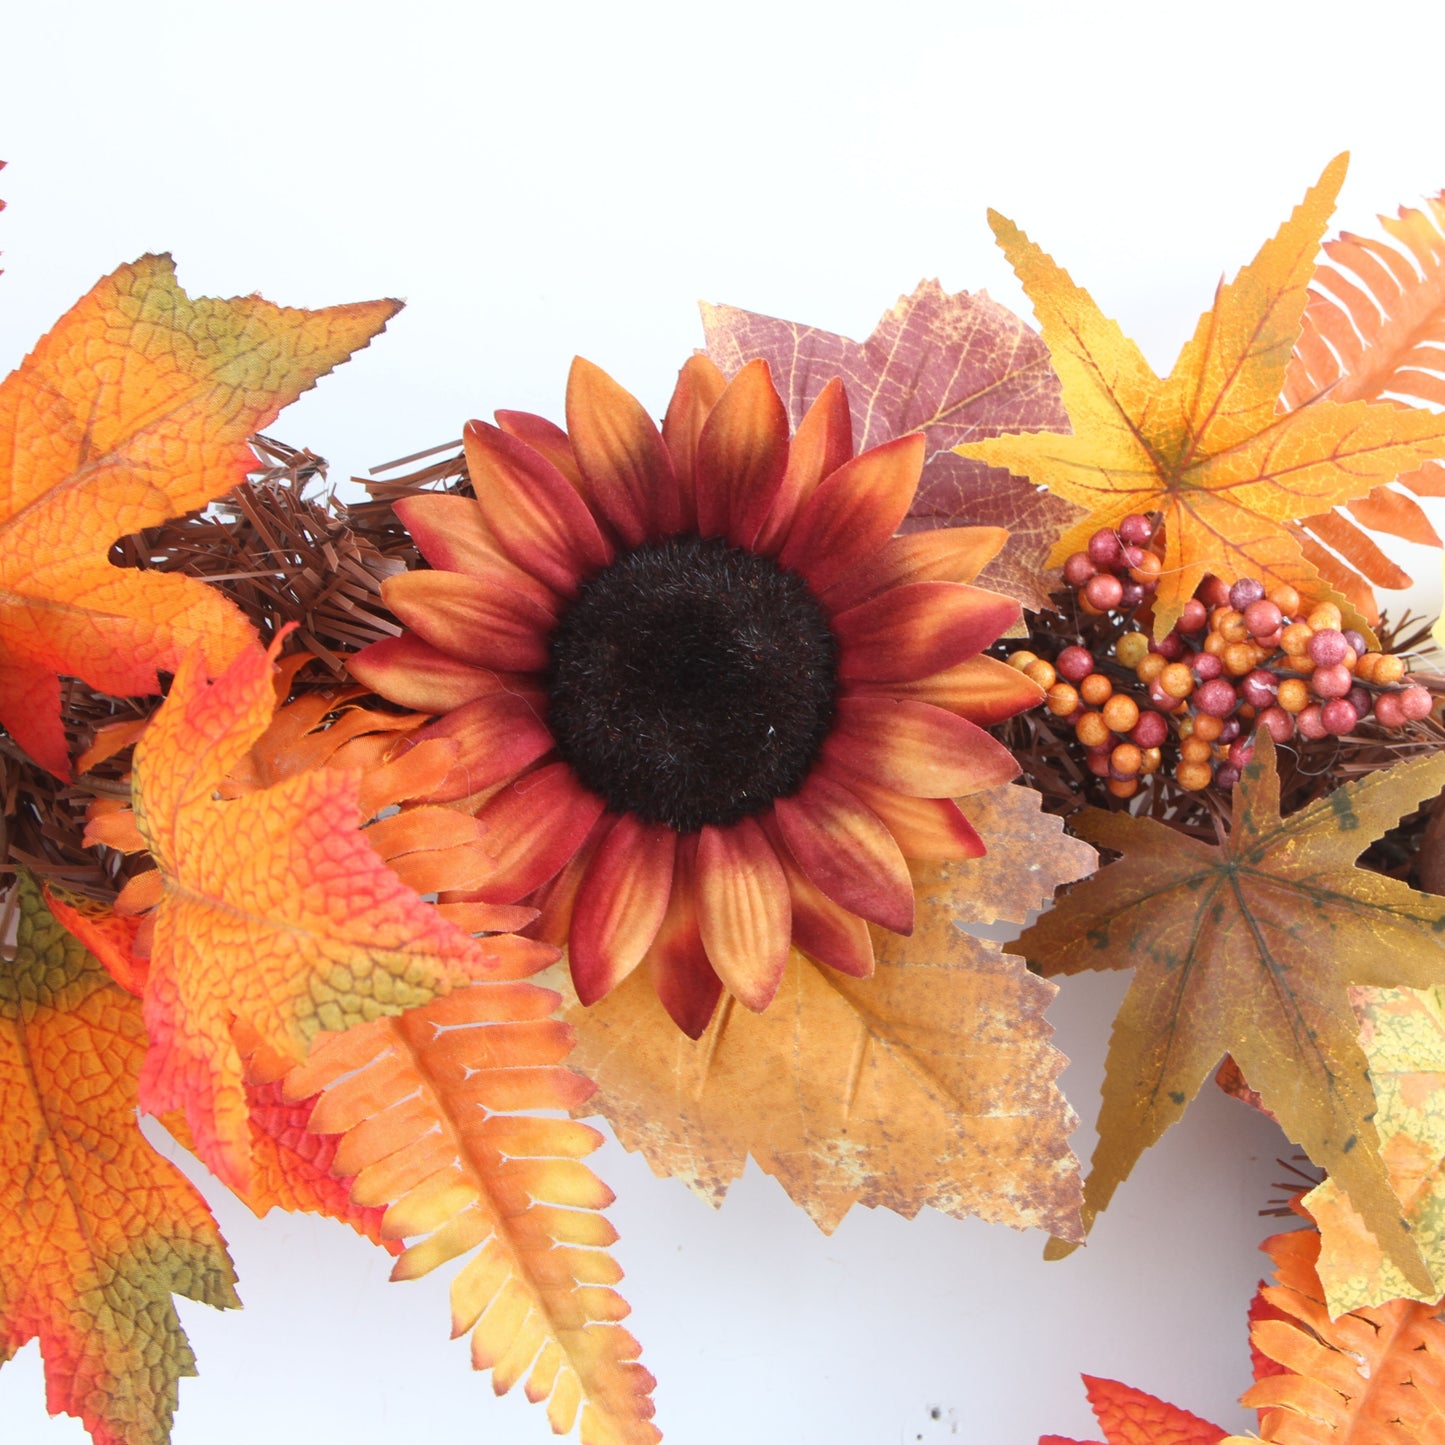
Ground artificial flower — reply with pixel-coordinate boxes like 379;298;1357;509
350;356;1039;1035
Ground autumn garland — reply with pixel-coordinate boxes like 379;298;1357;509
6;154;1445;1445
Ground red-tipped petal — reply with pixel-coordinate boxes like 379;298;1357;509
841;776;986;860
463;420;613;597
770;830;875;979
526;819;607;948
753;377;853;555
566;357;679;544
381;570;554;673
494;409;584;490
647;837;723;1037
471;763;606;903
773;772;913;933
695;817;790;1012
661;354;728;531
348;634;505;714
410;688;554;801
821;696;1021;798
694;359;790;549
858;653;1045;724
569;815;677;1005
836;581;1020;683
777;433;925;594
823;525;1012;610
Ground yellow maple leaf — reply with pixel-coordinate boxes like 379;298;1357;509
957;154;1445;638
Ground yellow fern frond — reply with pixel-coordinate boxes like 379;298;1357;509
285;984;660;1445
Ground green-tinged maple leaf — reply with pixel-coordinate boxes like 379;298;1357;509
1017;731;1445;1291
701;280;1081;610
0;253;401;778
1040;1375;1226;1445
1305;985;1445;1314
1242;1222;1445;1443
0;872;239;1445
285;987;660;1445
124;633;545;1196
956;155;1445;640
563;784;1092;1235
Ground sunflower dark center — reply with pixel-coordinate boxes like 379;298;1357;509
545;533;839;833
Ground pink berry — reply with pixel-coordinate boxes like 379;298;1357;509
1307;628;1348;667
1063;552;1097;587
1229;578;1266;612
1348;686;1371;719
1130;711;1169;749
1178;598;1208;634
1084;572;1125;611
1195;678;1238;717
1297;704;1328;740
1241;669;1278;710
1088;530;1124;568
1321;699;1358;736
1086;749;1112;777
1259;706;1294;743
1374;691;1407;728
1197;576;1231;609
1055;645;1094;683
1154;631;1185;660
1214;765;1241;790
1219;718;1242;744
1343;630;1367;656
1310;663;1353;700
1243;599;1283;638
1401;684;1434;721
1227;738;1255;769
1118;513;1154;545
1119;580;1148;608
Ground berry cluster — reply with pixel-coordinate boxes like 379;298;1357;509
1009;514;1436;796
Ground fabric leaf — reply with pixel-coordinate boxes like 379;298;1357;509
0;253;401;778
1018;731;1445;1292
1038;1375;1226;1445
285;986;659;1445
956;155;1445;639
0;872;239;1445
701;280;1081;610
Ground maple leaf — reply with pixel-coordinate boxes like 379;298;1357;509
1017;730;1445;1292
562;784;1093;1235
701;280;1081;611
1242;1222;1445;1443
1285;190;1445;618
0;252;401;778
124;633;541;1196
956;155;1445;639
1305;985;1445;1314
1040;1375;1226;1445
0;872;239;1445
285;985;660;1445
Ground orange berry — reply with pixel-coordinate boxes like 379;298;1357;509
1192;713;1224;742
1356;652;1381;682
1159;662;1195;699
1139;746;1163;775
1136;653;1168;684
1374;654;1406;685
1277;677;1310;713
1181;736;1214;765
1217;611;1250;645
1046;682;1080;717
1223;642;1259;677
1075;711;1111;749
1306;602;1343;631
1080;673;1114;707
1269;584;1301;616
1116;631;1151;668
1128;551;1162;585
1280;622;1314;656
1107;776;1140;799
1007;650;1040;671
1203;631;1228;656
1176;760;1215;791
1110;742;1143;776
1024;658;1057;689
1102;694;1141;733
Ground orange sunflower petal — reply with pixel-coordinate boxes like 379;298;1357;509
494;408;585;490
470;763;606;904
777;433;926;594
409;689;554;802
772;772;914;933
856;653;1045;723
841;776;986;860
463;419;613;596
381;570;554;673
821;696;1021;797
822;525;1011;611
769;828;875;979
661;354;728;530
347;634;506;714
694;359;790;549
566;357;679;544
695;818;791;1012
754;378;854;556
569;815;677;1005
646;838;723;1038
391;494;508;578
835;581;1021;683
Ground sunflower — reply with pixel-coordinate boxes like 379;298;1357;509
349;356;1041;1036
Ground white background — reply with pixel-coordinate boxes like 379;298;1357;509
3;2;1444;1440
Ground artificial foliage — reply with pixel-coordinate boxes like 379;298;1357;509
7;152;1445;1444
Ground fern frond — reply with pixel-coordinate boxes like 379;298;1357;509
1242;1224;1445;1443
1285;192;1445;619
285;983;660;1445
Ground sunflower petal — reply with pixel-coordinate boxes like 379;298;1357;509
494;409;584;490
695;817;790;1011
569;815;677;1005
463;419;613;596
753;377;853;555
694;359;790;549
822;525;1011;610
646;838;723;1038
841;777;986;860
821;696;1020;797
777;433;925;593
835;581;1021;683
567;357;679;544
661;354;728;530
857;652;1045;723
769;828;875;979
471;763;606;903
772;772;914;933
381;570;555;673
410;688;554;801
347;634;502;714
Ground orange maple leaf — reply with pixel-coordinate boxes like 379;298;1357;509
1041;1375;1226;1445
287;987;660;1445
0;253;400;777
956;155;1445;638
122;633;539;1195
0;873;240;1445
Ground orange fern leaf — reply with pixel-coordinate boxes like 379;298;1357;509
1286;192;1445;618
285;984;660;1445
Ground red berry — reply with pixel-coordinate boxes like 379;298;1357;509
1088;530;1124;568
1083;572;1125;611
1229;578;1266;612
1311;663;1353;700
1374;691;1407;728
1348;685;1371;718
1227;738;1255;769
1240;668;1277;710
1259;706;1294;743
1118;513;1155;545
1063;552;1097;587
1119;580;1148;609
1307;628;1348;667
1195;678;1237;717
1192;651;1223;681
1130;710;1169;749
1178;598;1209;634
1321;698;1358;736
1243;599;1282;638
1215;765;1241;790
1154;631;1186;660
1197;576;1231;609
1055;645;1094;683
1401;684;1434;721
1297;704;1328;740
